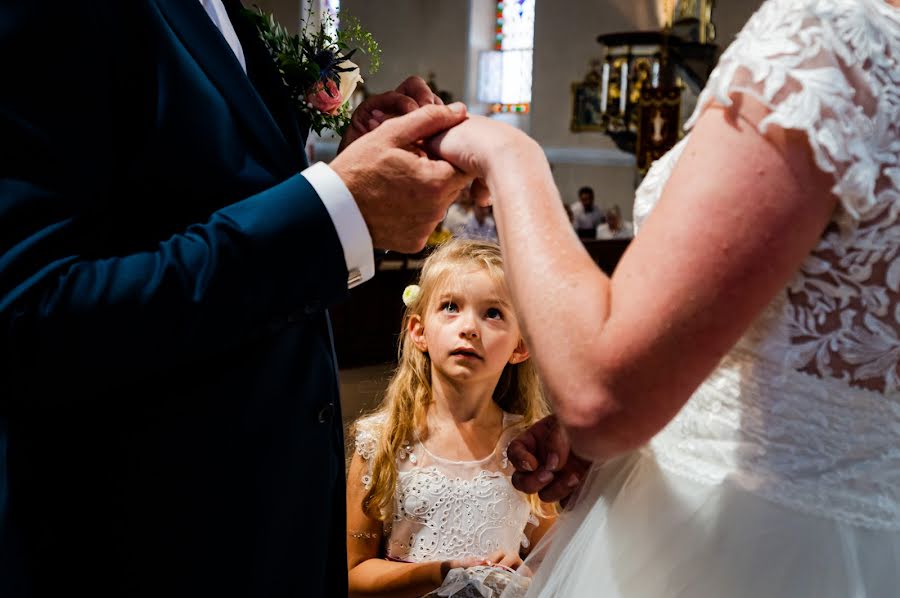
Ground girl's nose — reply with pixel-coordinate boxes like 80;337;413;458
459;315;479;339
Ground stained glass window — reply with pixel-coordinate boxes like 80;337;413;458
496;0;535;51
478;0;535;113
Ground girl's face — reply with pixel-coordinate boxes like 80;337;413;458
409;266;529;385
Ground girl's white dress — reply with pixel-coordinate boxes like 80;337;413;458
354;411;539;594
511;1;900;596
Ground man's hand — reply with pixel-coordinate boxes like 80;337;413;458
338;76;442;153
426;115;542;209
329;102;473;254
507;415;592;505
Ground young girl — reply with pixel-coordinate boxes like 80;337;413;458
346;239;556;597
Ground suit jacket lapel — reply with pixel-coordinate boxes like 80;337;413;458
153;0;297;176
222;0;309;170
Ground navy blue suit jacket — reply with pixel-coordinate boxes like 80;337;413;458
1;1;351;595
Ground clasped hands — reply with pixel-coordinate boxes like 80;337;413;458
329;75;534;254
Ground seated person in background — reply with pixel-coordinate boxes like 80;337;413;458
458;204;499;243
595;205;634;239
443;186;475;236
569;186;604;239
346;240;556;597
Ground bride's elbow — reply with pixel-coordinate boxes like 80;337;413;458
554;390;620;430
555;392;655;461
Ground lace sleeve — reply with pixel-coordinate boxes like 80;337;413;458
354;413;386;490
685;0;900;221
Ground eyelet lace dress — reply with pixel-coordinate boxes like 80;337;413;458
511;1;900;596
354;412;538;565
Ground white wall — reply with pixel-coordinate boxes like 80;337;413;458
340;0;471;103
282;0;765;217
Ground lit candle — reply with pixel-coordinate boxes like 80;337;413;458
620;60;628;114
601;62;610;113
652;60;660;88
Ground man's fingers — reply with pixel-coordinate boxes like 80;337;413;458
382;102;468;146
357;91;419;121
395;75;436;106
537;459;591;504
507;438;539;473
543;416;571;472
538;473;582;504
511;470;554;495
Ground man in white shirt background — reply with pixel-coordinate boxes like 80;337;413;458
0;1;474;596
569;186;606;239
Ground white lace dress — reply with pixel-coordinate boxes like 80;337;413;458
514;1;900;596
354;412;539;565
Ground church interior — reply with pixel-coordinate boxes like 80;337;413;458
242;0;767;437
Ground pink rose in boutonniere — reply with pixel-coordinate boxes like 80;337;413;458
305;59;364;116
245;7;380;135
306;79;343;115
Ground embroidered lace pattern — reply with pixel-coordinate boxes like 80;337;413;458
635;0;900;530
354;412;538;562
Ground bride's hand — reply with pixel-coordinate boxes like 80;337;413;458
426;115;543;204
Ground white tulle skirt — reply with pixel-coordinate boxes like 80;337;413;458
506;450;900;598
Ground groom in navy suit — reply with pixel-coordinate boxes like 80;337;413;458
0;1;472;596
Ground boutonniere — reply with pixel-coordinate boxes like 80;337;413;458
244;5;381;136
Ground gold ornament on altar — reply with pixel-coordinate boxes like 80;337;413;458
574;0;718;174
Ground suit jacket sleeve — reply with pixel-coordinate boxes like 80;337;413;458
0;2;351;408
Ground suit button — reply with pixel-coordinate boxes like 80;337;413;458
317;402;335;424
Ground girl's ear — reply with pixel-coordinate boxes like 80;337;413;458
408;314;428;353
508;338;530;365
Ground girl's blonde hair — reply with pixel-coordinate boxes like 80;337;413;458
352;239;555;522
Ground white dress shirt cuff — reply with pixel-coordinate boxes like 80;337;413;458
301;162;375;289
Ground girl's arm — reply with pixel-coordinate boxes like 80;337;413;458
432;95;837;462
346;453;475;597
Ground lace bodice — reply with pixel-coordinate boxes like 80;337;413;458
354;412;538;563
635;0;900;530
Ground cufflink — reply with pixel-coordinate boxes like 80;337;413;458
347;268;362;288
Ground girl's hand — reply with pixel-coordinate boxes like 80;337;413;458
447;556;484;570
481;549;524;571
439;555;484;582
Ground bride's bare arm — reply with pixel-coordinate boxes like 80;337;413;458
431;100;837;462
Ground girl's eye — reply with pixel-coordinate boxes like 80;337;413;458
486;307;503;320
442;302;458;313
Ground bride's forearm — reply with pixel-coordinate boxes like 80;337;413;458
484;148;640;455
